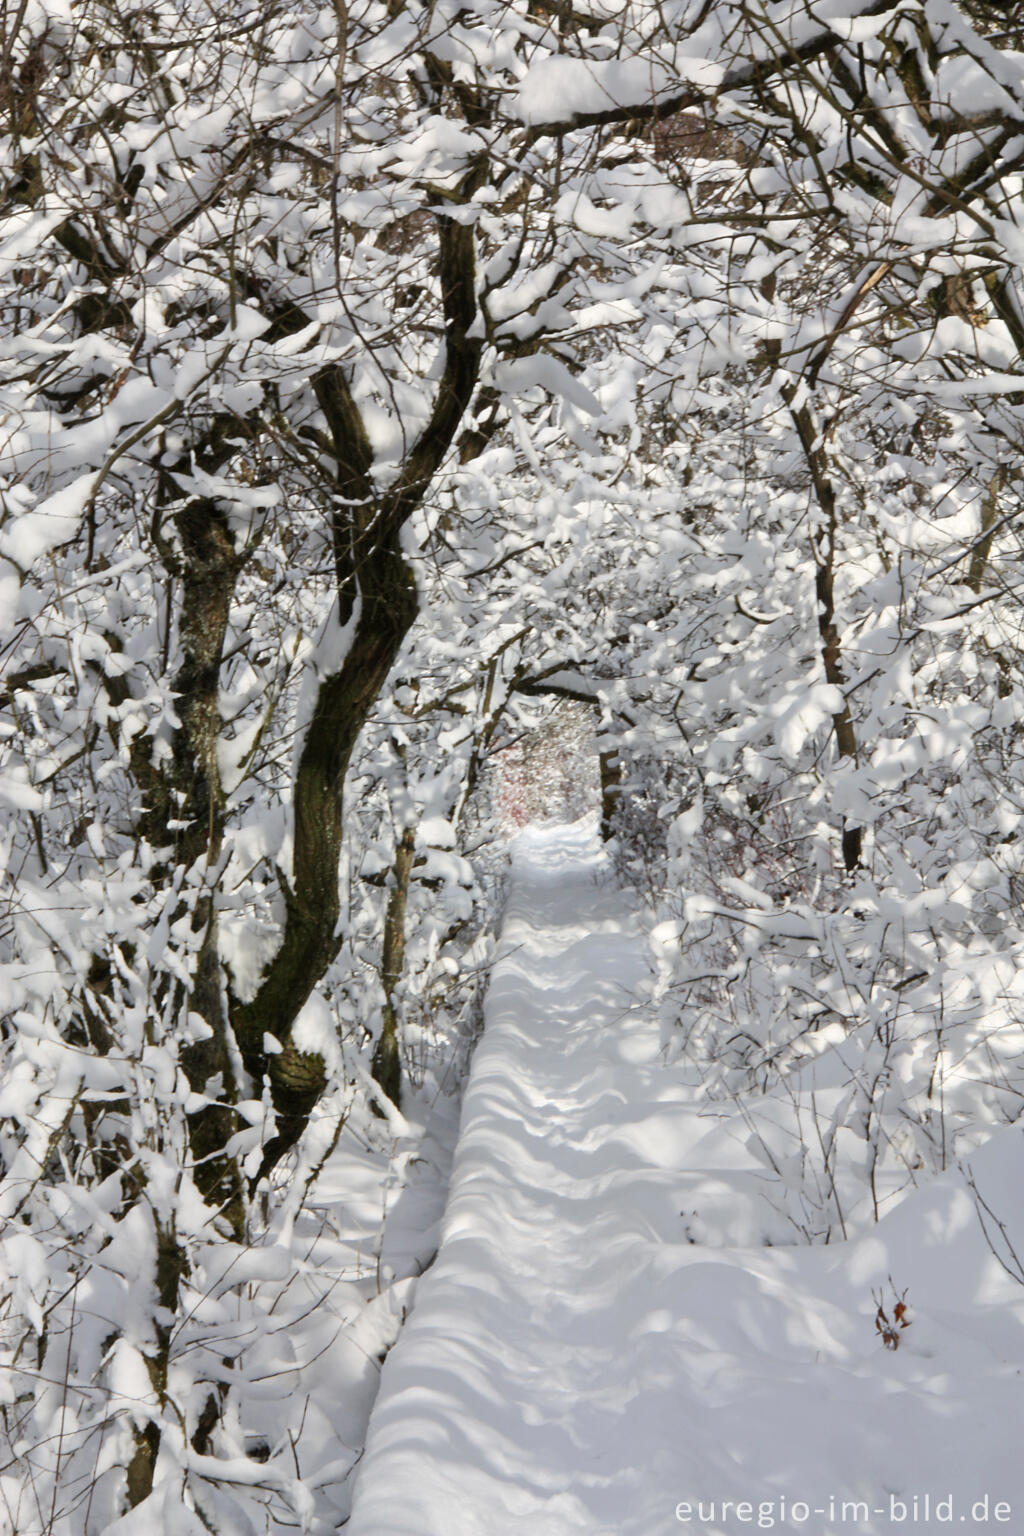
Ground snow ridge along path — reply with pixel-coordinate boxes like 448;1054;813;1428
347;818;1024;1536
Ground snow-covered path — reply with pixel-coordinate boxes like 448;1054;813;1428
347;819;698;1533
346;819;1024;1536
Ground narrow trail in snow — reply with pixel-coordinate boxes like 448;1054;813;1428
345;818;1024;1536
345;819;724;1534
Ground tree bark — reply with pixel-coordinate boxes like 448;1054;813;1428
371;826;417;1109
791;398;863;873
232;529;420;1176
599;748;623;842
763;333;863;874
966;471;1004;595
168;494;248;1232
233;170;484;1179
124;1214;187;1506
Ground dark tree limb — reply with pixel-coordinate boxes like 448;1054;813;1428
234;162;486;1180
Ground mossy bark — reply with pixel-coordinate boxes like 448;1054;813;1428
124;1215;188;1506
232;528;420;1177
233;168;484;1176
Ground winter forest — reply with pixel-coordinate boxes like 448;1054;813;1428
3;0;1024;1529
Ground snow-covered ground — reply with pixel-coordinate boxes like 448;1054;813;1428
347;817;1024;1535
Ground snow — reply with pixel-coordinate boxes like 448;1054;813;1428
348;817;1024;1535
7;0;1024;1524
0;474;93;571
816;0;920;43
516;55;722;128
492;356;602;416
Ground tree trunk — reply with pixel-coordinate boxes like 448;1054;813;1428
599;748;623;841
372;826;416;1110
124;1214;187;1506
233;533;420;1178
766;353;863;874
966;471;1004;595
232;173;483;1178
163;493;248;1233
